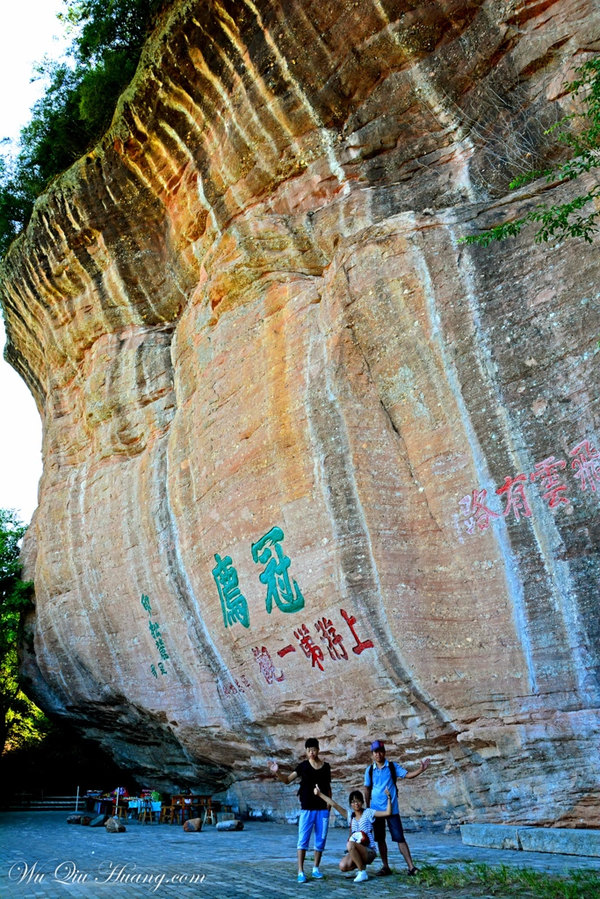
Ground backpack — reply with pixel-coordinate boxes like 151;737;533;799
366;761;398;790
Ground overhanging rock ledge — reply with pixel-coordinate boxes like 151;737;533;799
1;0;599;826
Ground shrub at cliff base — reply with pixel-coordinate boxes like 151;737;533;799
0;508;41;756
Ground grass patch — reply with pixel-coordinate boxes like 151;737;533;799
415;862;600;898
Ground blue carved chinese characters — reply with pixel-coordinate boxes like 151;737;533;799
212;553;250;629
251;526;305;614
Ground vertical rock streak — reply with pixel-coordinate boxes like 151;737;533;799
416;229;539;696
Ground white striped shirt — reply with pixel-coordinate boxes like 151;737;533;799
348;807;378;853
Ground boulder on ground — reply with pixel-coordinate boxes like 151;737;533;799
89;814;107;827
80;816;92;826
183;817;202;832
66;814;81;824
105;816;126;833
216;819;244;831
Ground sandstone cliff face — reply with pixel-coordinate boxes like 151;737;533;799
1;0;599;827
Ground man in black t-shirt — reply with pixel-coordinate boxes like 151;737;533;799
269;737;331;882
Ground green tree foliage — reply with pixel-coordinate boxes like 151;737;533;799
462;57;600;246
0;509;46;754
0;0;163;256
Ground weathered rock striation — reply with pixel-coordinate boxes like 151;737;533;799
1;0;599;827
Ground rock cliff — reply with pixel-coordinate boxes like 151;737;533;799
1;0;599;827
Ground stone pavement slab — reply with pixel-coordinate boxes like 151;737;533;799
517;826;600;856
1;812;599;897
461;823;600;856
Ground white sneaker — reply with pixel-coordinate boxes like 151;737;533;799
311;868;324;879
353;870;368;883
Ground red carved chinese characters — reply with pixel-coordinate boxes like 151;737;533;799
252;646;285;684
459;489;500;534
496;474;532;522
340;609;374;655
569;439;600;493
315;617;348;660
293;624;325;671
530;456;569;508
256;609;374;680
223;675;253;696
458;434;599;538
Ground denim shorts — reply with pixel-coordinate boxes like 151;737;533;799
373;813;405;844
297;809;330;851
365;847;377;865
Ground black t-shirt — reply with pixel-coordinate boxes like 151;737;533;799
294;759;331;810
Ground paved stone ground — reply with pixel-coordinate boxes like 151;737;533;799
1;812;599;898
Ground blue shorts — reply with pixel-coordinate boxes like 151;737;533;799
373;813;405;844
297;809;330;851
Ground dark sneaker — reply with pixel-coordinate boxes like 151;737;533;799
374;867;392;876
407;867;419;876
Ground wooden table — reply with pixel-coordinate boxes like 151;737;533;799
166;795;215;824
128;798;161;822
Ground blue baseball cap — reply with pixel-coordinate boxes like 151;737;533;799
370;740;385;752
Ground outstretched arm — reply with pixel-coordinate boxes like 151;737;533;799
403;758;431;780
269;760;298;785
314;786;345;817
373;787;392;818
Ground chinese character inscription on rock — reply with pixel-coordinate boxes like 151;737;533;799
251;526;305;614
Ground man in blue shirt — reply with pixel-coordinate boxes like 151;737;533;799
363;739;430;876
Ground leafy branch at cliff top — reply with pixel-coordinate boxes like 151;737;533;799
461;57;600;246
0;0;163;257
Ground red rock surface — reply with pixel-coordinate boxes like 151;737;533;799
1;0;599;826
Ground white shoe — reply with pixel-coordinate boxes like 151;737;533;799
353;870;368;882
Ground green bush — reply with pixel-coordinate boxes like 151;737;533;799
461;57;600;246
0;509;41;754
0;0;163;256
